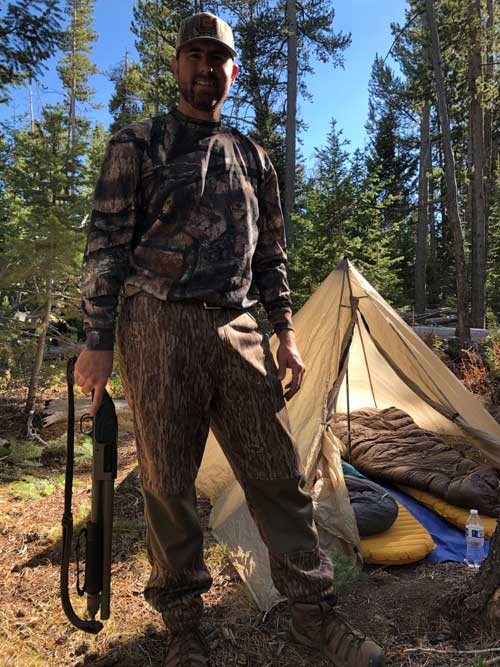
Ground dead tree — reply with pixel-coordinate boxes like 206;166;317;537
283;0;297;243
424;0;470;339
468;0;487;328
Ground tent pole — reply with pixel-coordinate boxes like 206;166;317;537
346;365;352;463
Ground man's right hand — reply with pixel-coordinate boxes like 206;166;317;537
74;349;114;416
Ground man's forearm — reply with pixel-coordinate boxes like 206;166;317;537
80;132;142;350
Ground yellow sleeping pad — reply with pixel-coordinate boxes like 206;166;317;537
395;485;498;540
361;502;435;565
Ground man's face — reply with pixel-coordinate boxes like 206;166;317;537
172;39;239;118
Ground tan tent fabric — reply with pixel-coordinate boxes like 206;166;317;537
196;259;500;611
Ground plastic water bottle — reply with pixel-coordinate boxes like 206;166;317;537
465;509;485;568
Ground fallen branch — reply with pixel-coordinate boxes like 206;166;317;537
412;325;489;341
43;397;133;431
404;646;500;654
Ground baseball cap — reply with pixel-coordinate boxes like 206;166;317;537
176;12;237;58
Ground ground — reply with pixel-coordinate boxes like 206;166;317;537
0;391;499;667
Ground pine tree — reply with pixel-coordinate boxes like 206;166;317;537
487;158;500;318
0;0;63;101
131;0;200;116
221;0;350;190
0;0;99;422
0;107;91;412
425;0;469;338
108;51;145;133
288;122;401;309
57;0;98;150
365;56;416;303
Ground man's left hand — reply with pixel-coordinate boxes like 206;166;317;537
276;329;305;401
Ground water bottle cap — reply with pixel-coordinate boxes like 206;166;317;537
470;509;478;515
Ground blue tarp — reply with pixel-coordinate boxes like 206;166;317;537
382;483;490;564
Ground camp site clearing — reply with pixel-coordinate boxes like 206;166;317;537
1;261;499;667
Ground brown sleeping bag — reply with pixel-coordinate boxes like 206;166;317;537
332;407;500;517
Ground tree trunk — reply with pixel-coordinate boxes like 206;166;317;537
154;0;160;115
25;281;53;436
283;0;297;243
484;0;494;242
425;0;470;339
469;0;487;328
428;142;438;307
415;103;430;314
28;79;35;133
448;514;500;631
68;2;77;151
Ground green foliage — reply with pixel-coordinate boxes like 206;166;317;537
108;57;146;133
327;551;366;596
117;475;141;495
8;474;61;500
48;500;91;541
429;334;447;361
484;326;500;381
107;370;124;397
0;0;63;100
0;439;43;466
224;0;350;187
0;106;89;353
113;518;145;535
0;432;92;470
365;56;416;303
486;160;500;318
130;0;199;116
288;121;402;310
45;432;93;464
56;0;98;116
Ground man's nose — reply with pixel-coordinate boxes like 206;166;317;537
198;55;214;73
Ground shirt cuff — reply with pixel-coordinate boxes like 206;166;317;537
274;321;295;334
84;329;114;351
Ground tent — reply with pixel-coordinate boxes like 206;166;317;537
195;258;500;611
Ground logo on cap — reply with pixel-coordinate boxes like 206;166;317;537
176;12;237;58
199;14;217;36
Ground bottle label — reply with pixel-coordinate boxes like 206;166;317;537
471;529;484;539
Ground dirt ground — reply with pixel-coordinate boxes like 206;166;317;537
0;393;499;667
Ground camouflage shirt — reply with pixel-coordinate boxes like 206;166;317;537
81;109;293;350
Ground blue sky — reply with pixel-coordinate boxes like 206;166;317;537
5;0;408;164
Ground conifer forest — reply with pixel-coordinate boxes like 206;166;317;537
0;1;500;666
1;0;500;386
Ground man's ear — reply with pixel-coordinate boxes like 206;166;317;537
231;62;239;84
171;56;178;76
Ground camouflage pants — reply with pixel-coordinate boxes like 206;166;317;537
116;292;335;629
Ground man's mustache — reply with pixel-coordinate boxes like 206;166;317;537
193;76;218;85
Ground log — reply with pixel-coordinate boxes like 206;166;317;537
424;315;458;326
412;325;489;341
43;397;134;432
401;307;454;323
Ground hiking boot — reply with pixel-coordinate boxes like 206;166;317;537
290;601;384;667
163;626;210;667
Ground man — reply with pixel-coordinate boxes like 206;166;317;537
75;12;384;667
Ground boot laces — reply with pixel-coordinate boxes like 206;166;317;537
167;627;208;665
323;607;367;659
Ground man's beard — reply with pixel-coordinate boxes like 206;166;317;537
179;76;225;111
